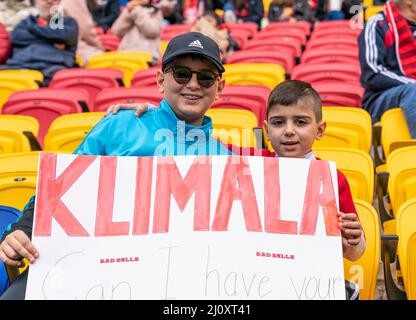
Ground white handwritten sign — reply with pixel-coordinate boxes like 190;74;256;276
26;153;346;300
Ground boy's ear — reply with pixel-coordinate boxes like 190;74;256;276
263;119;270;141
214;78;225;100
315;120;326;140
156;69;165;94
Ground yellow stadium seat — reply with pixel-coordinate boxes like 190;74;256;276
386;146;416;216
314;107;372;153
75;54;84;67
365;5;383;21
363;0;374;7
87;51;152;86
395;199;416;299
223;63;285;89
380;108;416;159
44;112;105;153
343;199;380;300
313;147;374;204
160;40;169;55
206;108;258;147
0;70;43;110
0;115;40;154
0;152;39;210
263;0;272;13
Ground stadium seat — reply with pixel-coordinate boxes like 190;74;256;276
395;199;416;299
309;29;360;42
261;21;311;36
226;51;294;75
160;40;169;55
228;30;249;50
291;63;361;85
217;84;270;124
160;24;192;40
86;51;152;86
301;49;359;66
312;83;364;107
98;33;121;51
305;37;358;52
253;29;307;46
211;96;264;126
318;107;372;152
0;205;21;296
244;38;302;58
0;70;43;110
206;108;258;147
0;152;39;210
49;68;124;110
343;199;380;300
313;148;374;203
130;67;159;88
313;20;355;32
380;108;416;159
385;146;416;216
93;87;163;112
222;22;258;39
44;112;105;153
365;5;383;21
0;23;11;65
1;89;89;147
0;115;40;154
223;63;285;89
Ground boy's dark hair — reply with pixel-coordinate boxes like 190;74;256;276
202;11;223;27
267;80;322;122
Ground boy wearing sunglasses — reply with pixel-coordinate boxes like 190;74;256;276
0;32;232;300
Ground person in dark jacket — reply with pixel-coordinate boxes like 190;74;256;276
223;0;264;28
358;0;416;138
88;0;120;32
0;0;79;86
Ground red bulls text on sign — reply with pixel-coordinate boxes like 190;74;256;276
34;153;340;238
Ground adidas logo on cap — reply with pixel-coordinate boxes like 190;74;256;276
188;40;204;49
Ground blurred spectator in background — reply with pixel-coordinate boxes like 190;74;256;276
358;0;416;138
0;0;78;86
0;23;12;64
164;0;224;25
0;0;37;32
223;0;264;28
192;10;239;59
61;0;104;64
315;0;344;20
268;0;312;22
89;0;120;32
111;0;163;60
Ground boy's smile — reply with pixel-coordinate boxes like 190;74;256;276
157;56;225;126
265;101;326;158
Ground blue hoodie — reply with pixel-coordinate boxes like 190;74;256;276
74;98;232;156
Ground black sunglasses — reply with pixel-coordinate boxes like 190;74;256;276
164;66;220;88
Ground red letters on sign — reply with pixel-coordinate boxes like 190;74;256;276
152;156;212;233
300;160;340;236
34;153;96;237
212;157;262;232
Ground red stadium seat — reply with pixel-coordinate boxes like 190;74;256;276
253;29;307;45
244;38;302;57
222;22;258;39
313;83;364;107
1;89;88;146
218;85;270;124
261;21;311;37
0;23;11;64
291;63;361;85
93;87;163;112
306;37;358;51
226;51;295;74
130;67;159;88
49;68;124;109
229;29;251;49
301;49;359;65
309;29;360;42
98;33;121;51
161;24;192;41
313;20;355;32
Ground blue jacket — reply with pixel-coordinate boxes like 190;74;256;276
6;15;78;69
358;12;416;108
75;99;232;156
1;99;232;241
